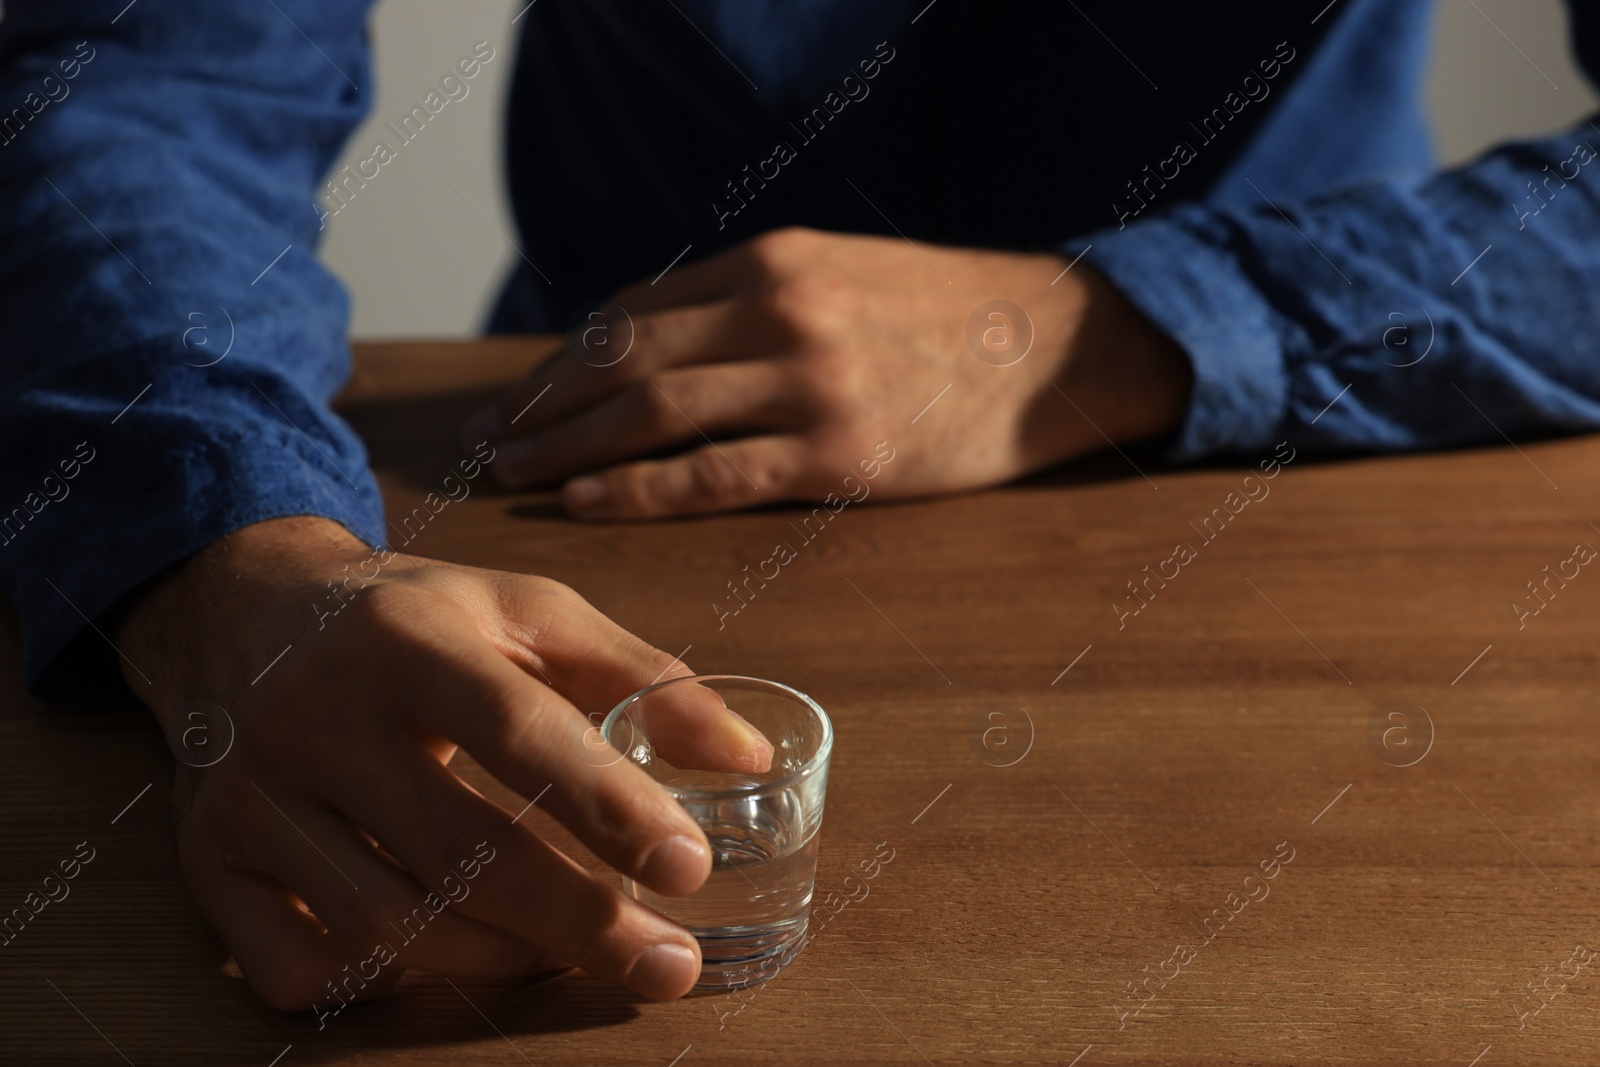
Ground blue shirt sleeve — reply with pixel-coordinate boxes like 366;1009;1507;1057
0;0;385;707
1078;3;1600;462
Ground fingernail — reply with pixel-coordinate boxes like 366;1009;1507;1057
461;407;499;450
640;833;710;896
564;476;607;513
494;439;538;485
726;709;775;773
627;942;700;1000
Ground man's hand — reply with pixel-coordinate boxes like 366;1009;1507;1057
115;516;771;1011
463;227;1192;518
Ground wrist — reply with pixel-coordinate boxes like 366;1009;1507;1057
1056;265;1193;450
113;515;375;724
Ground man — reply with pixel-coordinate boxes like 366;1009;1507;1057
0;0;1596;1011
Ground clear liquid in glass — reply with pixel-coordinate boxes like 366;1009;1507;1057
627;785;820;992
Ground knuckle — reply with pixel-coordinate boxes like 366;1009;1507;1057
795;352;863;416
647;646;694;683
523;573;582;610
567;884;631;965
761;277;851;347
770;346;867;433
494;572;589;640
605;464;665;517
746;226;814;270
751;448;798;496
685;448;749;503
588;785;670;865
483;685;548;758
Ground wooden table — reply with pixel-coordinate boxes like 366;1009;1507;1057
3;339;1599;1066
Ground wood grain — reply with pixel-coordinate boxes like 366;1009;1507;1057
2;339;1598;1065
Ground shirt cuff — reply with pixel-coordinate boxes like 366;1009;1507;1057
16;427;386;710
1071;213;1289;460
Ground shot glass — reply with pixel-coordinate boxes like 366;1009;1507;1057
601;674;833;992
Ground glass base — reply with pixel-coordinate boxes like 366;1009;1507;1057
689;914;809;993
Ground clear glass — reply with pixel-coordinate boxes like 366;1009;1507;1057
601;674;832;993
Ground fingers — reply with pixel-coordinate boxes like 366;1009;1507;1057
331;750;704;1000
492;362;799;486
608;241;755;315
462;300;754;450
489;590;773;774
247;788;555;982
625;678;775;775
494;597;698;716
397;611;714;898
460;228;825;454
183;864;353;1012
561;435;804;519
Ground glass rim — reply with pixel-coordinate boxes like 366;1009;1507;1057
600;673;833;799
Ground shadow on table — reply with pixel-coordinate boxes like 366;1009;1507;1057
338;385;505;491
279;972;643;1063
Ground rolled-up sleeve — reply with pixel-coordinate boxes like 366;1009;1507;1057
0;0;384;706
1069;2;1600;463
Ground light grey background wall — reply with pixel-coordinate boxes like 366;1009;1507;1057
320;0;1600;339
1427;0;1597;163
317;0;523;339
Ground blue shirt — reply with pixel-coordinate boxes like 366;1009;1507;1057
2;0;1598;705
